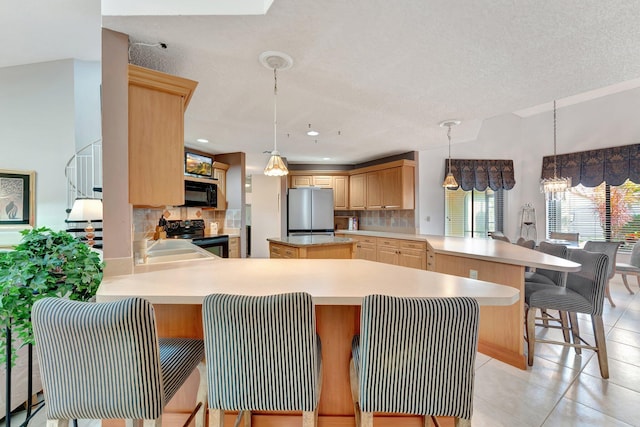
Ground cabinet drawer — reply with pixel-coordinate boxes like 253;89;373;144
270;244;298;259
351;235;377;245
377;238;400;248
400;240;427;250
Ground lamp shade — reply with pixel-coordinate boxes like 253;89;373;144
68;198;103;221
264;151;289;176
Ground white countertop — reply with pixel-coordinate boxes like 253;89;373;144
267;235;354;247
97;258;519;306
336;231;580;272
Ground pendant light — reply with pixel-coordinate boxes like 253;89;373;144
540;101;571;200
260;51;292;176
440;119;461;189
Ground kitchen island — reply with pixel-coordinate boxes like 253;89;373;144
98;258;518;427
267;235;356;259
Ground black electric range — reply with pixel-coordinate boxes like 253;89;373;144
165;219;229;258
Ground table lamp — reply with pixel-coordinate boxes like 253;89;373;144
68;198;103;247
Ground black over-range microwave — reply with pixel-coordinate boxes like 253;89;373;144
183;180;217;208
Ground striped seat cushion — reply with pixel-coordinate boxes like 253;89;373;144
32;297;203;421
354;295;479;419
524;272;558;287
202;292;320;412
527;286;593;314
159;338;205;403
524;281;557;301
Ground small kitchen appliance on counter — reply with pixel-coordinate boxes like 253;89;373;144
166;219;229;258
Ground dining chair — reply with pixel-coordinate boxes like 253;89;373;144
350;295;479;427
615;239;640;294
525;249;610;378
549;231;579;246
202;292;322;427
32;297;207;427
490;232;511;243
516;238;536;249
584;240;622;307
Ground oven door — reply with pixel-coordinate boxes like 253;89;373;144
191;235;229;258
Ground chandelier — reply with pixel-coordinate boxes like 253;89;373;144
540;101;571;200
261;51;292;176
440;120;461;189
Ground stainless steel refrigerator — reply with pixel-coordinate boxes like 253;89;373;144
287;188;335;236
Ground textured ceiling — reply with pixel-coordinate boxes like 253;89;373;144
5;1;640;173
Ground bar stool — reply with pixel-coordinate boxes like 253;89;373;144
583;240;622;307
32;297;207;427
202;292;322;427
350;295;479;427
525;249;610;378
524;242;569;332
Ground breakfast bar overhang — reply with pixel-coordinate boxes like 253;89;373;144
98;257;520;426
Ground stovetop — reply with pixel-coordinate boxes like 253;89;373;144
165;219;205;239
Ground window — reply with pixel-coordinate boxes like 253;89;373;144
445;188;504;238
546;180;640;251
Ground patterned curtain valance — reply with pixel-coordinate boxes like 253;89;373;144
444;159;516;191
541;143;640;188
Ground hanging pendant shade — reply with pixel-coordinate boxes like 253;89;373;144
440;120;461;189
264;150;288;176
261;51;291;176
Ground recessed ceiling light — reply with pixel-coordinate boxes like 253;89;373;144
306;123;319;137
196;138;209;143
322;157;331;161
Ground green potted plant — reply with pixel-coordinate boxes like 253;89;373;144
0;227;104;365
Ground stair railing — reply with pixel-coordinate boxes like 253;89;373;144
65;139;102;209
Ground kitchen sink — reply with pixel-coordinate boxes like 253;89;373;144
143;239;214;264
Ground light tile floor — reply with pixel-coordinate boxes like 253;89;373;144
2;275;640;427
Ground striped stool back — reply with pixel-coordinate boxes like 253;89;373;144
353;295;479;426
32;297;206;427
202;292;321;426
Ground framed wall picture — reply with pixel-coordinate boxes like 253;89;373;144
0;169;35;226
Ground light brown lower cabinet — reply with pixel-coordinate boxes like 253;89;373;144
376;238;400;265
269;241;355;259
229;236;240;258
337;234;427;270
348;235;377;261
269;243;298;258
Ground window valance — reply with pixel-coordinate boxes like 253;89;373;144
443;159;516;191
541;143;640;187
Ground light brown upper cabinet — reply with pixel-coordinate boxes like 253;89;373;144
128;65;198;206
350;160;415;210
349;173;366;210
213;162;229;210
332;175;349;210
289;175;333;188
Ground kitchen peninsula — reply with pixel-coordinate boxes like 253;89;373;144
98;258;518;427
337;231;581;368
267;235;355;259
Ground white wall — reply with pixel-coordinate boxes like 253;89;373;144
250;174;283;258
74;60;102;149
0;60;77;231
418;87;640;240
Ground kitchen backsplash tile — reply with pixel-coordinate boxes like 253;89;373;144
334;210;416;234
133;207;230;239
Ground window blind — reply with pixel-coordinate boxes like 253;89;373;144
547;180;640;251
